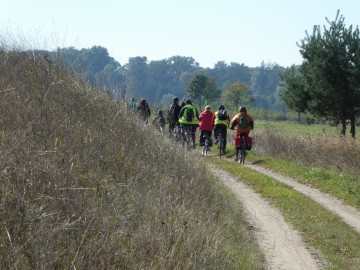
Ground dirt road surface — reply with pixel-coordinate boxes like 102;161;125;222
210;167;324;270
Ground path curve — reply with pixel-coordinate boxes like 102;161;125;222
247;164;360;235
210;167;323;270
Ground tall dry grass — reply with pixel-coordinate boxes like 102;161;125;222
253;125;360;175
0;46;263;269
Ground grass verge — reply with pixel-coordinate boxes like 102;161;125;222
246;153;360;209
210;157;360;270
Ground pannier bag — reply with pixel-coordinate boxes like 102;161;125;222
235;136;253;150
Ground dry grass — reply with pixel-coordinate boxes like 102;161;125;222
0;46;263;269
253;125;360;175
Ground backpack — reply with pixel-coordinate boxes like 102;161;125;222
218;109;228;120
239;115;250;128
185;107;194;122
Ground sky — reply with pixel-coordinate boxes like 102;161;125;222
1;0;360;68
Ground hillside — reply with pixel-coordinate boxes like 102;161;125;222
0;49;263;268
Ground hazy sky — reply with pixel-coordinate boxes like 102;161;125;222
1;0;360;68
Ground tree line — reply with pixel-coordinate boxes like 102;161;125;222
49;47;286;112
40;10;360;137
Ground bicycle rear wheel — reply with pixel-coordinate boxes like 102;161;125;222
202;138;209;156
218;136;224;158
239;142;246;164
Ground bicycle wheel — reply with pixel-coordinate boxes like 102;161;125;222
239;142;246;164
202;137;209;156
181;127;188;146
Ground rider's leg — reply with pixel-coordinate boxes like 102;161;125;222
191;124;196;148
199;130;205;146
220;125;227;149
234;148;239;161
213;125;219;144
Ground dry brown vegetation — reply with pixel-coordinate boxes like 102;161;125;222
253;125;360;175
0;46;263;269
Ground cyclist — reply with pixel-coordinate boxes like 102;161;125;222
212;105;230;153
167;97;181;137
153;110;166;134
129;97;138;111
178;99;199;148
230;106;254;161
137;98;151;122
198;105;214;147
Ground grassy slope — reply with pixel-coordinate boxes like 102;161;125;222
0;50;263;269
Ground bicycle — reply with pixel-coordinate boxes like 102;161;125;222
237;135;247;164
180;125;195;149
216;130;226;158
170;124;181;141
201;133;211;156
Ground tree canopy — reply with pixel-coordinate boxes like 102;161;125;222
223;81;253;111
186;74;221;110
282;10;360;137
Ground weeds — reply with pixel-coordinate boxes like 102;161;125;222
253;124;360;175
0;46;263;268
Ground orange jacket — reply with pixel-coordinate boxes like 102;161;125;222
230;112;254;136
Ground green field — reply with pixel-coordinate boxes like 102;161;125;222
254;120;346;136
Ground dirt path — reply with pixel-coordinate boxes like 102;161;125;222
210;167;324;270
247;164;360;235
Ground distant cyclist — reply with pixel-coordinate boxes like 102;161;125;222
129;97;138;111
178;99;199;148
198;105;214;147
167;97;181;137
137;98;151;122
230;106;254;161
153;110;166;134
212;105;230;152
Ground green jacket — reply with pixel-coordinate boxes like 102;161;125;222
178;105;199;124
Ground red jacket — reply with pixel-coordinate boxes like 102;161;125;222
198;110;214;131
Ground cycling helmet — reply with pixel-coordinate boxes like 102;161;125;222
158;110;163;115
218;105;225;110
173;97;179;102
186;99;192;105
239;106;247;113
205;105;211;110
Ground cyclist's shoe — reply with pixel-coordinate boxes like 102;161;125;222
222;150;227;154
234;156;238;161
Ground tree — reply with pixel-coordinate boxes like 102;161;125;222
296;10;360;137
223;81;253;111
186;74;221;110
281;66;311;122
124;56;149;99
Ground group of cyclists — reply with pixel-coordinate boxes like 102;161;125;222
131;96;254;161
